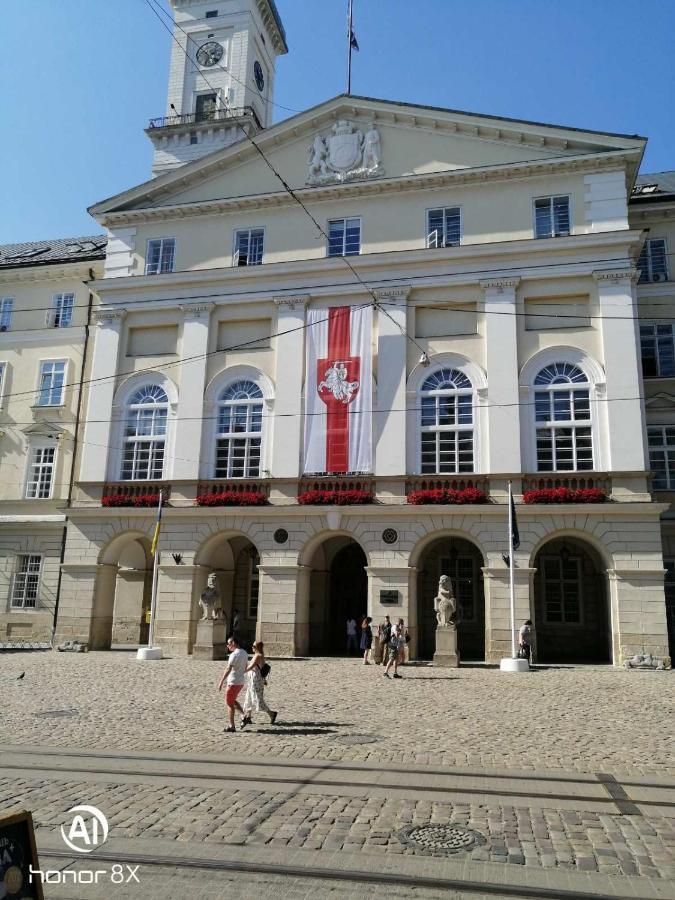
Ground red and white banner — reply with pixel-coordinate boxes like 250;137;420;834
304;305;372;474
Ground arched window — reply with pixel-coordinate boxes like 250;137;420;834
215;380;264;478
121;384;168;481
534;362;592;471
420;368;473;473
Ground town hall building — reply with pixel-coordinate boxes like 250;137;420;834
2;0;673;666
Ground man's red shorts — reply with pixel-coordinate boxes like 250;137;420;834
225;684;243;706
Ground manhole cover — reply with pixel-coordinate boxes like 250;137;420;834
335;733;380;745
35;709;79;718
397;824;485;856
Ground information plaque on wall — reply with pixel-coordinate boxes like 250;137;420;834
379;590;399;605
0;808;44;899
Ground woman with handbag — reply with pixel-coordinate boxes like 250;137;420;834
241;640;278;728
360;616;373;664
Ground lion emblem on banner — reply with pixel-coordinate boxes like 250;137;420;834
318;361;360;403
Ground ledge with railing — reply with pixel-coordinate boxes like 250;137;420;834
147;106;262;131
101;482;172;507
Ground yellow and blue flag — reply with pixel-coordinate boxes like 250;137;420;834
150;491;164;556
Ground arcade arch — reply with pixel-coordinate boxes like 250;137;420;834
92;533;152;649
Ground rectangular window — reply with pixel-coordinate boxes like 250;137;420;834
145;239;176;275
542;556;581;623
647;425;675;490
205;9;218;17
234;228;264;266
37;360;66;407
439;556;475;622
427;207;461;248
640;323;675;377
534;196;570;239
25;445;56;499
637;239;668;283
47;293;74;328
328;217;361;257
11;554;42;609
0;297;13;330
195;92;218;122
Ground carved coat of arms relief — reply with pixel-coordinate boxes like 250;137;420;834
306;120;384;185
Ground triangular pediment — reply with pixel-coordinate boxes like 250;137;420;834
645;391;675;410
91;94;646;219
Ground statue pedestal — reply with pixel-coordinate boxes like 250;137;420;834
192;619;228;660
433;625;459;667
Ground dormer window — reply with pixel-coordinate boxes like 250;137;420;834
534;196;570;239
205;10;218;17
234;228;264;266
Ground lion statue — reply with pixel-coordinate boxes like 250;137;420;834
434;575;456;628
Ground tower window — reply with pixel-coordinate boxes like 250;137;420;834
205;10;218;17
195;93;218;123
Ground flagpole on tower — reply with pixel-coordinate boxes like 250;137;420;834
347;0;359;94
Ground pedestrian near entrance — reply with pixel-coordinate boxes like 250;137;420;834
377;615;392;664
519;619;533;662
360;616;373;664
232;607;240;633
218;636;248;732
346;617;358;654
383;622;403;679
241;640;277;727
396;618;409;666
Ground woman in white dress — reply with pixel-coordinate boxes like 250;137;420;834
241;640;278;728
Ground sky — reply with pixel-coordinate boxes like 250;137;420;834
1;0;674;244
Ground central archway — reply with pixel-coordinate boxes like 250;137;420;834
303;536;368;656
93;533;153;649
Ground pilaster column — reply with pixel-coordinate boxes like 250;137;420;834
593;269;647;471
172;304;213;480
375;287;410;477
80;310;126;482
271;296;308;478
480;278;521;474
482;562;535;663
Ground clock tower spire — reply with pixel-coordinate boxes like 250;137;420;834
146;0;288;176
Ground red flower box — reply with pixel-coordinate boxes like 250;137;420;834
196;491;267;507
297;489;374;506
407;487;488;505
102;492;161;508
523;487;607;504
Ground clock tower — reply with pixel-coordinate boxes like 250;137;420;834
146;0;288;175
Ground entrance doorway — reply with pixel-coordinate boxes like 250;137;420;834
416;536;485;661
306;537;368;655
533;538;610;663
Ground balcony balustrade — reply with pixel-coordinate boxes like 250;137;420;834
521;473;612;494
147;106;262;131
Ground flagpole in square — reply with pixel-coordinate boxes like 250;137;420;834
500;481;529;672
137;490;164;661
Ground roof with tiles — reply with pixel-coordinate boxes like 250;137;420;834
0;235;107;269
632;171;675;201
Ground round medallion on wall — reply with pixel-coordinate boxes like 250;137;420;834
274;528;289;545
382;528;398;545
254;60;265;92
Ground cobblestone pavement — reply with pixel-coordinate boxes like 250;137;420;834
4;776;675;880
1;652;674;775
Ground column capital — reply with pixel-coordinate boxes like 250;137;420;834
374;285;411;303
592;268;638;285
274;294;310;310
179;302;214;320
93;308;126;327
479;277;520;292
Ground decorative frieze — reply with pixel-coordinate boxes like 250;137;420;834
592;268;638;284
92;308;126;328
274;294;309;310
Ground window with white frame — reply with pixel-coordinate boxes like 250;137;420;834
47;293;74;327
640;323;675;377
637;239;668;283
0;297;13;330
145;239;176;275
215;380;263;478
234;228;264;266
534;196;570;239
328;217;361;257
36;360;66;407
25;444;57;499
427;207;461;248
541;555;582;623
121;384;168;480
534;363;592;471
11;554;42;609
420;368;474;473
647;425;675;490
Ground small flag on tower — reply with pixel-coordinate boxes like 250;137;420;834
350;26;359;51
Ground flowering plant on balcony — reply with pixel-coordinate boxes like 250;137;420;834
523;487;608;504
196;490;267;507
102;492;161;508
407;487;488;505
297;489;374;506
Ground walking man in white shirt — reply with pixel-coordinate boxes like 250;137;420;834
218;635;249;732
346;617;358;654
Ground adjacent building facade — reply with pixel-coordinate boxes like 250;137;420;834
3;0;673;665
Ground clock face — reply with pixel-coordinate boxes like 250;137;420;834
254;60;265;92
196;41;223;67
